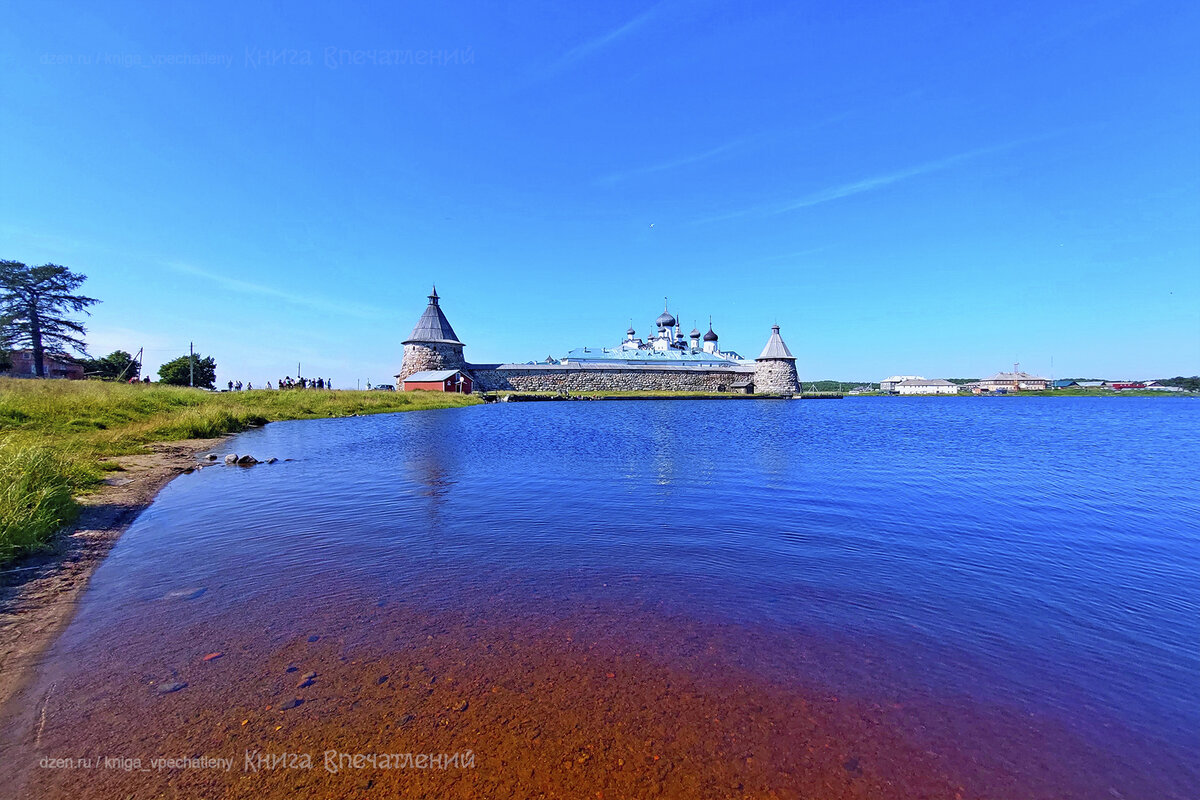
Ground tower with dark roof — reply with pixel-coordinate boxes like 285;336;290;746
655;299;676;331
398;286;468;380
702;319;719;354
753;325;799;395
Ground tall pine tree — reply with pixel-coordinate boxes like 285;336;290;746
0;261;99;377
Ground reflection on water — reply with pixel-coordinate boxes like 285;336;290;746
4;398;1199;799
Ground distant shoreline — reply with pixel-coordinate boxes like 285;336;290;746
481;388;1197;401
848;390;1197;398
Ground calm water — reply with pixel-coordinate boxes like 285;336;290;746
19;397;1200;796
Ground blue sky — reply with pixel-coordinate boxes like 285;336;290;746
2;0;1197;384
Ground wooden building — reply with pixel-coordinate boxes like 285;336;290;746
401;369;473;393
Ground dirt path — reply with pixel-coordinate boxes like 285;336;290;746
0;437;230;712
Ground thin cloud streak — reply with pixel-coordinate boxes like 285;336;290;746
769;150;983;214
545;3;665;75
166;262;388;320
595;110;858;188
694;136;1042;224
751;244;837;264
596;139;745;186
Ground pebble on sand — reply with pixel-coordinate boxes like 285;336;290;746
202;652;223;662
278;698;303;710
156;682;187;695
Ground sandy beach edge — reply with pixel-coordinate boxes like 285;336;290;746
0;435;232;714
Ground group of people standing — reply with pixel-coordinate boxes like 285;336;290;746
224;377;333;391
277;376;332;390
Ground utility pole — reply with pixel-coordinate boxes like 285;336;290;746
115;347;143;383
189;341;194;387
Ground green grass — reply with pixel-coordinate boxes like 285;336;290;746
0;441;82;563
0;379;480;563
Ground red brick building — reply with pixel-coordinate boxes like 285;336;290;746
401;369;473;393
4;349;85;379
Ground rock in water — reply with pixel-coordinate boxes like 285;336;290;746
237;455;258;466
224;454;238;464
265;457;278;464
205;454;218;461
163;587;206;601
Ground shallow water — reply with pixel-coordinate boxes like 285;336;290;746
5;397;1199;798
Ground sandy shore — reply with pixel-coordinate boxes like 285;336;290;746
0;436;229;713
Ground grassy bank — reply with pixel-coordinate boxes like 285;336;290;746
0;379;480;563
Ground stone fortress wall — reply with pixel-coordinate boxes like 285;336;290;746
396;288;801;396
467;363;756;393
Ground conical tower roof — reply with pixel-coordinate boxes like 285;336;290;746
756;324;795;361
403;286;464;345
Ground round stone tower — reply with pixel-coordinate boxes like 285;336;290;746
753;325;800;395
398;286;467;380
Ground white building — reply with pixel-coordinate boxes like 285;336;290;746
896;378;959;395
880;375;923;393
564;303;746;366
977;370;1051;392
